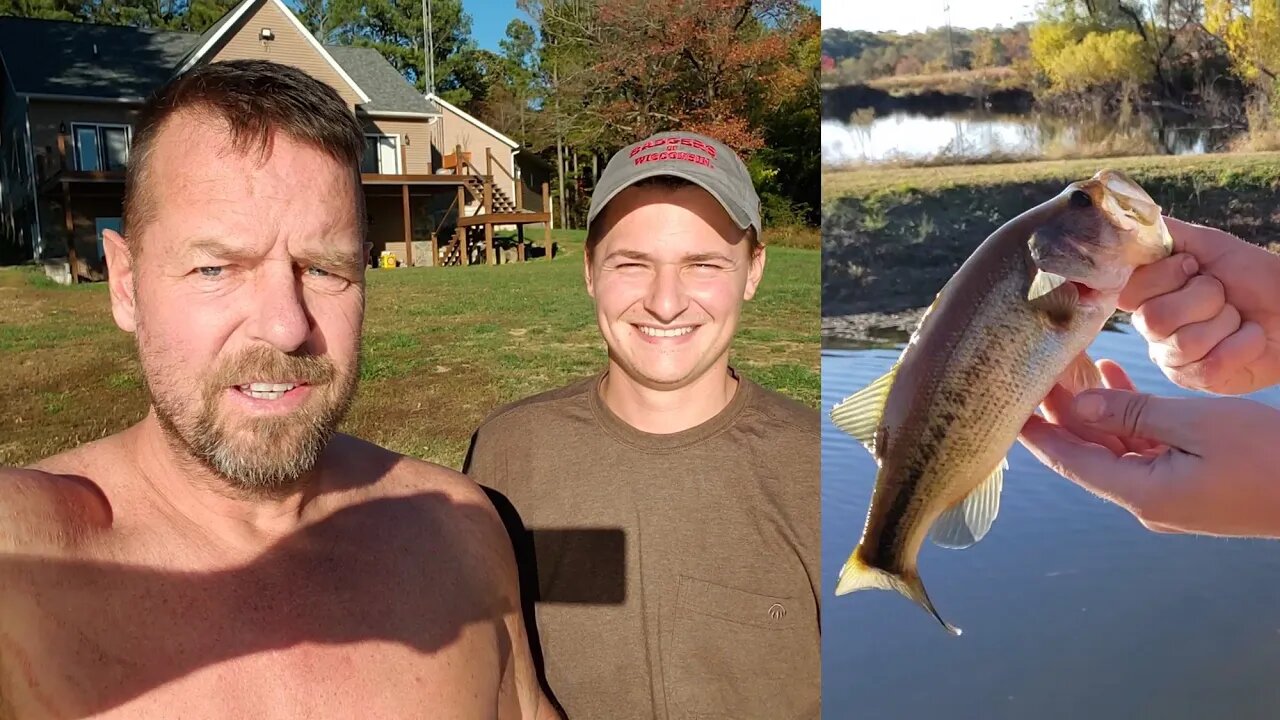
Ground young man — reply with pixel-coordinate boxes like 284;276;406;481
466;132;820;719
0;60;556;719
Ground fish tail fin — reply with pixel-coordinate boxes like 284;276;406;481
835;549;962;636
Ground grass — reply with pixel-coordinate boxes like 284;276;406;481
822;152;1280;317
823;150;1280;198
866;66;1026;96
819;151;1280;316
0;228;819;470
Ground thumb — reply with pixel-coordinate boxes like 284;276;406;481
1072;389;1207;451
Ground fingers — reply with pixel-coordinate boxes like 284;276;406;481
1164;321;1268;394
1096;360;1159;454
1041;384;1128;456
1070;388;1209;451
1018;415;1155;513
1118;252;1197;312
1096;358;1134;391
1132;274;1225;340
1149;303;1241;369
1163;217;1235;265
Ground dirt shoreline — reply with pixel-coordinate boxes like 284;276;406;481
822;154;1280;345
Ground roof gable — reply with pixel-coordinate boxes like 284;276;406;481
427;92;519;150
174;0;370;104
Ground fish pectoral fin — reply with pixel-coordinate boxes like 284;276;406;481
830;361;899;460
1059;351;1103;395
1027;270;1078;322
930;457;1006;550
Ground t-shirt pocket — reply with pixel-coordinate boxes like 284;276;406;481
664;575;818;720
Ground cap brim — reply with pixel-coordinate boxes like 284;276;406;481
588;166;756;234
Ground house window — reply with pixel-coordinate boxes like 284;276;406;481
362;134;400;174
72;123;130;171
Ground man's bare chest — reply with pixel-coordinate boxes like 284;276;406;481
0;528;508;718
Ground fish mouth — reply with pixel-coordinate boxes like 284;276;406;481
1061;276;1122;307
1084;170;1175;256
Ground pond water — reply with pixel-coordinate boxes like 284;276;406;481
821;110;1239;166
821;322;1280;719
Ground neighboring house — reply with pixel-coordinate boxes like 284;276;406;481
0;0;550;281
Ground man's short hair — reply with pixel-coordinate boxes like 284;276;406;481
584;175;761;259
122;59;367;247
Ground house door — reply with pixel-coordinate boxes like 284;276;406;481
362;134;400;174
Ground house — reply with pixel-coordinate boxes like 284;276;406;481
0;0;552;282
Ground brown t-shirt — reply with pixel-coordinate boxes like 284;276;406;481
465;371;821;720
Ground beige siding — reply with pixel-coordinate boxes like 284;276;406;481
429;104;517;199
210;0;364;107
361;118;434;174
27;100;139;173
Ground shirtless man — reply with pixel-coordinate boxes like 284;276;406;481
0;59;557;719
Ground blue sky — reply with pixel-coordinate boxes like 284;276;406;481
823;0;1036;33
463;0;821;53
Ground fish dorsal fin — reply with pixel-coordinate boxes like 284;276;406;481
830;361;900;461
1027;269;1078;323
930;458;1007;550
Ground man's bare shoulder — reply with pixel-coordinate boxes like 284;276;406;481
333;434;501;527
0;445;114;549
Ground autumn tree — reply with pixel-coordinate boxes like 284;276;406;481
1204;0;1280;91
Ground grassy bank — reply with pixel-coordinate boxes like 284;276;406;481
0;229;819;470
866;66;1026;97
823;152;1280;317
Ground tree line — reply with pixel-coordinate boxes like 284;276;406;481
1;0;820;229
821;25;1033;81
822;1;1280;128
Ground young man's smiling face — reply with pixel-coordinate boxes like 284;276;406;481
585;181;766;392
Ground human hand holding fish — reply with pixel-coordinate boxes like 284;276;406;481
1019;358;1280;539
1117;217;1280;396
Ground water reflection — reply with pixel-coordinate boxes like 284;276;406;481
821;322;1280;719
822;110;1239;166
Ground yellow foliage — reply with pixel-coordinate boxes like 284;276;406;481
1205;0;1280;87
1036;28;1151;92
1029;21;1081;75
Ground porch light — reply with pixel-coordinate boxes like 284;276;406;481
260;28;274;41
403;134;410;146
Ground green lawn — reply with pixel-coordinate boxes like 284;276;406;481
0;229;818;470
823;150;1280;198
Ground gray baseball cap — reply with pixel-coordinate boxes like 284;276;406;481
587;131;762;237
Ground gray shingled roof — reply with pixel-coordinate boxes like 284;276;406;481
325;45;439;115
0;16;198;98
0;15;437;115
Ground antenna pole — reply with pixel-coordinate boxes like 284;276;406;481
423;0;435;94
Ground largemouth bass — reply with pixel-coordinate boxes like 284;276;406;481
830;170;1173;635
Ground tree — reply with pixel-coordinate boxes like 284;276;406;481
1204;0;1280;88
0;0;81;21
323;0;487;105
1048;28;1152;92
294;0;358;43
479;19;539;140
972;35;1010;67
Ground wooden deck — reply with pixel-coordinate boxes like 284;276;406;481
33;131;554;276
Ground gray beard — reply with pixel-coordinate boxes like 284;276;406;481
144;352;359;498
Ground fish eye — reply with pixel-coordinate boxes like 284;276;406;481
1069;190;1092;208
